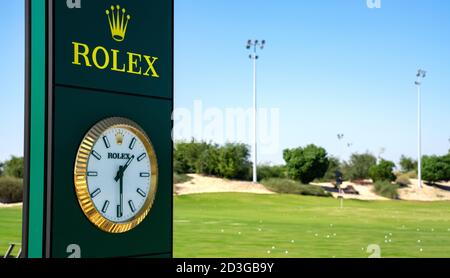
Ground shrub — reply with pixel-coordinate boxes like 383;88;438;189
342;152;377;180
283;144;329;184
216;143;252;180
399;155;417;173
373;181;399;199
174;141;212;174
3;156;24;179
262;178;332;197
257;164;286;181
369;159;396;183
445;152;450;177
173;173;192;184
395;174;411;187
422;155;450;183
173;159;185;175
174;141;252;180
195;144;220;176
0;177;23;203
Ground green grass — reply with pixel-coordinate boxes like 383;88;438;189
174;193;450;258
3;194;450;258
0;206;22;257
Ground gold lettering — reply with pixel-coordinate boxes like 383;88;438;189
127;52;142;75
143;56;159;78
92;46;110;69
111;49;126;72
71;42;161;78
72;42;92;67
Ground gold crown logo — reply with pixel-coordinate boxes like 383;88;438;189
115;131;124;145
105;5;131;42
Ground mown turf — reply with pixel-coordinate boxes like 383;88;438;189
174;193;450;258
3;194;450;258
0;206;22;257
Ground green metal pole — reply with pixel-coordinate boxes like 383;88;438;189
28;0;46;258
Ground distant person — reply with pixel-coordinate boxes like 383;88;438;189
335;170;343;190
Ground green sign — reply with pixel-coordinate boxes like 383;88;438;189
23;0;173;258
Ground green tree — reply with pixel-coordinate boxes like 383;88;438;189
446;153;450;180
422;155;450;183
257;164;286;181
369;159;396;182
283;144;329;184
0;177;23;203
323;156;341;181
343;152;377;180
0;161;4;176
3;156;24;179
174;140;210;174
216;143;252;180
399;155;417;173
174;141;252;180
195;144;220;176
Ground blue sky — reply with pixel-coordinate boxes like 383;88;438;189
1;0;450;165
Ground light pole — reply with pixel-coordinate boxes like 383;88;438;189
336;134;345;208
415;69;426;189
378;147;385;162
246;39;265;183
337;134;344;160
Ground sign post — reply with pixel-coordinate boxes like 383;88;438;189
23;0;173;258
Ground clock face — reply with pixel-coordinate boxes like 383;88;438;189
87;127;152;222
74;118;158;233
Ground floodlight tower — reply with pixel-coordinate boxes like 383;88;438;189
415;69;427;189
336;133;345;208
246;39;266;183
337;134;344;159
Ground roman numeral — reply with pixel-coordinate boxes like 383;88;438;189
91;150;102;160
90;188;101;198
137;153;147;162
103;136;110;148
140;172;150;178
129;138;136;150
101;200;110;213
128;200;136;213
87;171;98;177
137;188;146;198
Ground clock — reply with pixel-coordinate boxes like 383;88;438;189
74;117;158;233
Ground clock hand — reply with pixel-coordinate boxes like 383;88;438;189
114;155;135;218
119;169;123;218
123;155;135;172
114;155;135;182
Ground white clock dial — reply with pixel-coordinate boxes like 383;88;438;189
86;127;152;223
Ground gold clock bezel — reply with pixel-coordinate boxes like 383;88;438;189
74;117;158;234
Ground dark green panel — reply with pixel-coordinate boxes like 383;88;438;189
54;0;172;99
51;86;172;258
